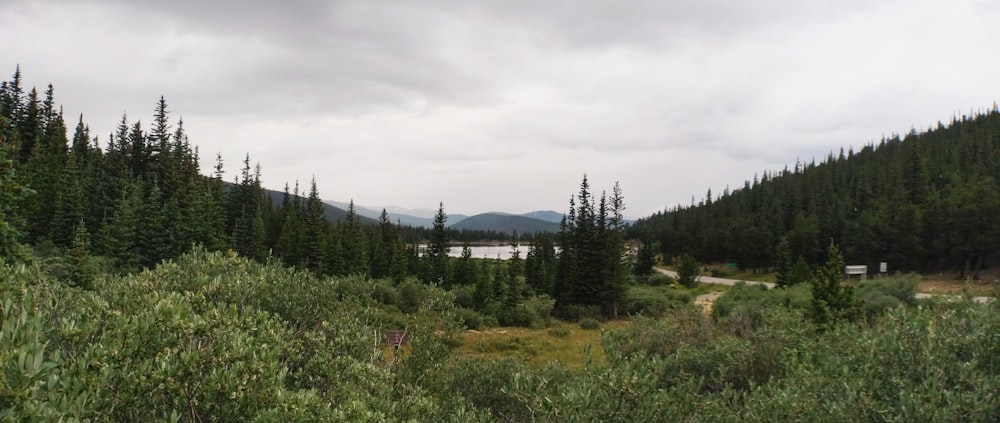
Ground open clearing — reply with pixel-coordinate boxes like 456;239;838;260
458;320;630;369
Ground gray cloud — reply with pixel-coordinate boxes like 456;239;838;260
3;0;1000;218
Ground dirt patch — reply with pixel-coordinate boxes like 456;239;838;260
919;264;1000;296
694;292;724;314
919;277;998;296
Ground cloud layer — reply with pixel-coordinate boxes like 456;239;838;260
4;0;999;217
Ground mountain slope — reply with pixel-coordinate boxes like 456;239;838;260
260;187;378;225
520;210;564;223
631;107;1000;276
450;213;560;234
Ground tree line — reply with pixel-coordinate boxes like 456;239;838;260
0;67;629;319
631;106;1000;280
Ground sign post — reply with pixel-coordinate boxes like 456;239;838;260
844;265;867;280
385;330;409;364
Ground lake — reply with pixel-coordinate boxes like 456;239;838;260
419;244;530;260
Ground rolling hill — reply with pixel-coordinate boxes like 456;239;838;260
449;213;561;234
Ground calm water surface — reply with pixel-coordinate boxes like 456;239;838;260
419;244;530;260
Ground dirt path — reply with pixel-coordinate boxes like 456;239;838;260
656;268;994;304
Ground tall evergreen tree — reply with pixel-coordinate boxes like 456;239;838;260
370;208;396;279
423;202;450;284
137;182;170;268
634;238;655;277
341;200;368;276
453;241;477;286
0;118;28;260
302;178;327;273
810;243;855;325
66;219;94;288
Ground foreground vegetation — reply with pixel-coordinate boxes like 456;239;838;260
4;66;1000;421
3;248;998;421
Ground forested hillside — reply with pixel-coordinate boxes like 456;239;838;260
0;67;628;319
3;67;1000;422
632;107;1000;278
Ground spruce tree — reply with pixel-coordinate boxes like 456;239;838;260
99;183;141;272
67;219;94;288
774;236;793;288
341;200;368;276
810;243;855;325
423;202;450;284
0;119;28;260
453;241;477;286
677;254;700;288
634;238;655;277
371;208;396;279
137;182;170;268
302;178;326;274
525;234;556;295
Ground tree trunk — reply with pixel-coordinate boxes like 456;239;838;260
972;251;984;280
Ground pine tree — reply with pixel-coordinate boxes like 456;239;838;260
99;182;141;272
789;256;813;285
302;178;327;273
774;236;793;288
507;231;523;279
67;219;94;288
340;200;368;276
51;150;88;246
601;182;627;317
810;243;855;325
634;238;655;277
453;241;477;286
423;202;450;284
0;119;28;260
127;120;146;179
370;208;396;279
525;234;556;295
276;182;304;267
137;182;170;268
677;253;700;288
389;236;409;284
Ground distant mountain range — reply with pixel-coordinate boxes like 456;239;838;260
260;186;562;233
450;213;561;234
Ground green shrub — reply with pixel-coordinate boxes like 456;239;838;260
622;285;691;318
710;268;730;278
712;282;811;320
579;318;601;330
371;280;399;306
523;295;555;327
547;326;572;337
454;307;486;330
451;284;477;309
646;273;674;286
855;275;919;306
560;304;602;322
497;305;538;327
677;254;700;288
397;280;426;314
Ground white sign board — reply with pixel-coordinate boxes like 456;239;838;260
879;262;887;273
844;265;867;275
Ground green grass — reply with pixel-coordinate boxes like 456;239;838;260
458;320;630;369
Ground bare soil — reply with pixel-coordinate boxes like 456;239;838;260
919;271;999;296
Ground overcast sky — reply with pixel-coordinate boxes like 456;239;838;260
4;0;999;218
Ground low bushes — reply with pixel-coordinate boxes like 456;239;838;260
621;285;692;318
712;282;811;320
578;318;601;330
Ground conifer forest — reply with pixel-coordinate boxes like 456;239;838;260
2;68;999;421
